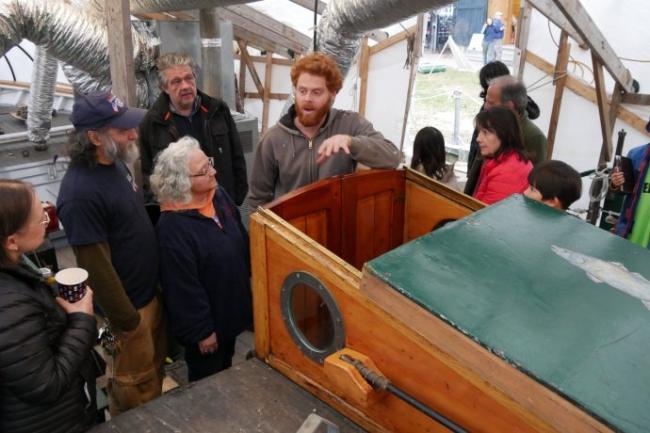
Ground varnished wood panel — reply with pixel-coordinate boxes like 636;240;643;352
257;217;564;433
341;170;405;269
267;177;342;256
404;170;484;242
361;271;612;433
250;216;270;359
305;210;328;246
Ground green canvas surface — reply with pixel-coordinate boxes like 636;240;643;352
367;195;650;432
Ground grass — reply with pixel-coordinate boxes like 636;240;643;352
406;67;483;160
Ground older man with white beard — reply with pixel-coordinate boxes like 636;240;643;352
57;91;165;416
248;52;400;209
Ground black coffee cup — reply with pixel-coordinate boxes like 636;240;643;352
55;268;88;303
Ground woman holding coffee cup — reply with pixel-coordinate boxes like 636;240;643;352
151;136;252;382
0;179;97;433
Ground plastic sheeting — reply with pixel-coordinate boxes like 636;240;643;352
317;0;454;76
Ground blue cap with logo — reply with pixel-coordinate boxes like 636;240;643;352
71;90;146;130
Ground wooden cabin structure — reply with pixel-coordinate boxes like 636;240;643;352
250;168;650;433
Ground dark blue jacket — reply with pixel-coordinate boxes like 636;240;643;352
615;143;650;248
157;187;252;346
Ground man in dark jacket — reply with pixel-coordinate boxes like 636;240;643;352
139;52;248;219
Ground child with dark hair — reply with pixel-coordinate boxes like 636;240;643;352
410;127;458;189
524;160;582;210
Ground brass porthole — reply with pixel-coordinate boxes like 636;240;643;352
280;271;345;364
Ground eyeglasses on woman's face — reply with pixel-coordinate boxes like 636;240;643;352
39;209;51;227
189;157;215;178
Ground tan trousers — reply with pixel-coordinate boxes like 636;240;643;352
107;294;166;416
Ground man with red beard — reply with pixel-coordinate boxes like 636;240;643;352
248;52;400;209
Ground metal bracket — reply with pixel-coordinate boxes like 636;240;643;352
296;414;340;433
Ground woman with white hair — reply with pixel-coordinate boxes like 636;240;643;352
150;136;252;382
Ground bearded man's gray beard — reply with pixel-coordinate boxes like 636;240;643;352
103;135;140;165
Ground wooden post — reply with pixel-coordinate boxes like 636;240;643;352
545;30;570;159
238;40;247;109
608;82;624;138
237;40;264;96
586;53;614;225
104;0;137;106
551;0;633;92
592;54;613;166
525;51;648;135
399;15;424;155
358;37;370;116
515;3;532;80
262;52;273;134
199;8;222;98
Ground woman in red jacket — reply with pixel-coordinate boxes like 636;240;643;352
473;107;533;204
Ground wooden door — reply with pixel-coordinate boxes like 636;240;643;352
340;170;405;270
266;177;342;256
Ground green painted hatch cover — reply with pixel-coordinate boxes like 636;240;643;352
367;195;650;433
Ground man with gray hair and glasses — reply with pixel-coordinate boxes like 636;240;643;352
57;90;166;415
484;75;547;165
139;52;248;223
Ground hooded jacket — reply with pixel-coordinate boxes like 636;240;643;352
248;106;400;209
139;90;248;206
0;263;97;433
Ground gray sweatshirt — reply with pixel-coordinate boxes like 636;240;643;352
248;107;400;209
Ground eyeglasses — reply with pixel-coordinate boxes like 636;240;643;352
40;210;51;227
189;157;215;178
169;75;196;87
26;209;50;229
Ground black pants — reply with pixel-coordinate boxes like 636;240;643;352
184;338;236;382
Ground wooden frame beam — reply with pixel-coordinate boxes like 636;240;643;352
235;53;293;66
358;37;370;116
245;92;290;100
231;26;292;57
526;0;585;46
550;0;633;92
368;25;417;56
238;41;247;110
288;0;326;14
621;93;650;105
399;15;424;153
592;54;614;164
515;3;533;80
546;31;570;159
133;10;196;21
105;0;137;106
262;52;273;134
237;40;264;96
219;5;310;55
526;51;649;136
